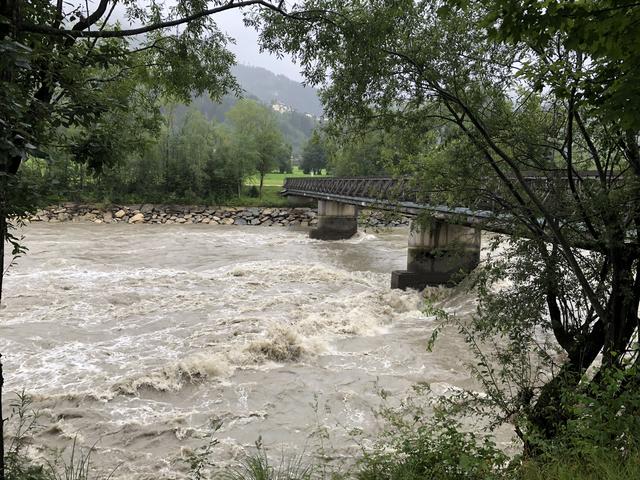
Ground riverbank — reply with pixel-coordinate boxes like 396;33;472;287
27;203;410;228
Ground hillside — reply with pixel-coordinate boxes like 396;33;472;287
231;64;323;116
170;64;321;153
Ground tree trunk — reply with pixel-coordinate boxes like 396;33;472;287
527;260;640;454
259;172;265;198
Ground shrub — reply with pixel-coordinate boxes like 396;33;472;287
356;417;509;480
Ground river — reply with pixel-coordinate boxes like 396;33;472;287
0;223;481;478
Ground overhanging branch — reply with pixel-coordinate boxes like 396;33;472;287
20;1;287;38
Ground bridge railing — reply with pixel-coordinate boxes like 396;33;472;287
283;172;605;207
283;177;420;203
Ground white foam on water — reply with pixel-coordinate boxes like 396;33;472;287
343;231;379;243
0;223;486;478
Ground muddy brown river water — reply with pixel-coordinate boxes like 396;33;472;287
1;223;483;478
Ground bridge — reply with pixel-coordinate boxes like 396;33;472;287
282;175;597;290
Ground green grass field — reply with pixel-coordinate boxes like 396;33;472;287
224;185;315;208
245;166;329;187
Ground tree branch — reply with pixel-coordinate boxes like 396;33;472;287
72;0;110;32
450;97;608;321
21;1;287;38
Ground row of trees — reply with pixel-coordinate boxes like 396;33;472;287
299;128;398;176
20;99;292;203
173;90;318;154
19;89;399;206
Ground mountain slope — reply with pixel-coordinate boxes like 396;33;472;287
231;64;323;116
169;64;321;153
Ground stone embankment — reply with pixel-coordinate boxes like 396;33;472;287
28;204;409;228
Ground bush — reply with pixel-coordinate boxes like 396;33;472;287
518;366;640;480
222;449;316;480
4;392;49;480
356;418;509;480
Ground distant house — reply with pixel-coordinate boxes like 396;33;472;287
271;102;293;113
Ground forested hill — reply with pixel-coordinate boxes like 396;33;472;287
170;64;321;153
232;64;323;116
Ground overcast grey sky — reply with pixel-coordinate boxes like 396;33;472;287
215;9;304;82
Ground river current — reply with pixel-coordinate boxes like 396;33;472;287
1;224;481;478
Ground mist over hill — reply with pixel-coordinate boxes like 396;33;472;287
231;64;323;116
170;64;321;153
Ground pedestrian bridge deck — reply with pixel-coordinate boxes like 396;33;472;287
282;176;524;234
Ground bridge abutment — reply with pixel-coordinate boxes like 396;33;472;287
309;200;358;240
391;220;481;290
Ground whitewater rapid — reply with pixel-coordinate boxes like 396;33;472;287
0;224;479;478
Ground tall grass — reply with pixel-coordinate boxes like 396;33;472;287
222;448;316;480
44;437;119;480
518;449;640;480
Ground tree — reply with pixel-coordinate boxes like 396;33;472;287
276;143;294;174
226;99;289;197
327;128;393;177
168;109;239;201
253;0;640;452
300;130;328;174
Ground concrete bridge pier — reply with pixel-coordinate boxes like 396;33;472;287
391;220;481;290
310;200;358;240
